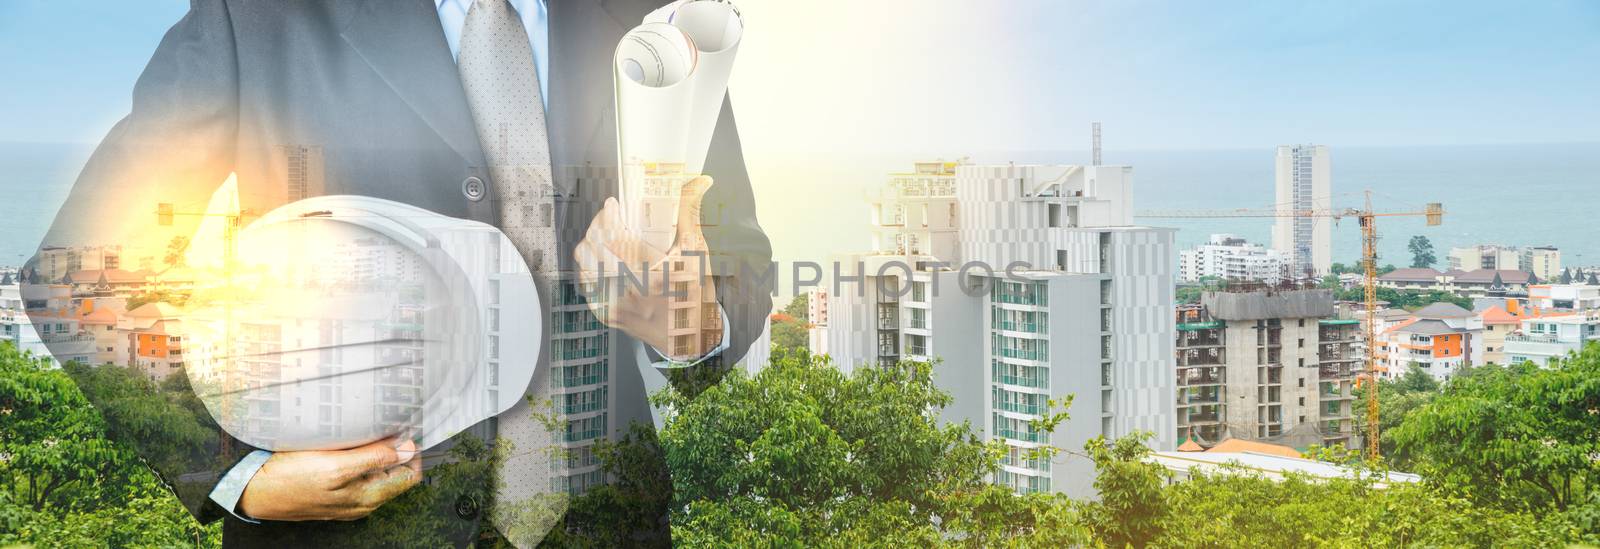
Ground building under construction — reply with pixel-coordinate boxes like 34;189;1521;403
1176;286;1361;450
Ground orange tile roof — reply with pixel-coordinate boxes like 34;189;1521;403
80;307;119;325
1206;439;1303;459
1479;305;1573;324
1479;305;1518;324
1177;439;1205;452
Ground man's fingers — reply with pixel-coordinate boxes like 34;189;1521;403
334;437;403;482
673;176;713;249
356;458;422;511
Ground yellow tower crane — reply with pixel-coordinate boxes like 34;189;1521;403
1139;191;1444;461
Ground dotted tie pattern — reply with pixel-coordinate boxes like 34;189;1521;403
459;0;557;277
458;1;567;543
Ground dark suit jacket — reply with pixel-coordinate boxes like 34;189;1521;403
28;0;771;545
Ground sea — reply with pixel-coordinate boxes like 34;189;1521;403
4;141;1597;278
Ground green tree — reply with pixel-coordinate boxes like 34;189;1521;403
0;342;221;547
769;294;810;350
1353;365;1441;467
164;235;190;268
1334;286;1470;311
654;348;1000;542
1081;433;1170;546
1391;346;1600;518
1408;235;1437;268
1176;276;1225;305
547;347;1092;546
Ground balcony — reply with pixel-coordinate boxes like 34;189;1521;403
1319;329;1360;343
1178;351;1223;367
559;348;603;361
997;401;1045;415
996;320;1044;334
1178;333;1223;347
997;348;1048;361
994;373;1049;389
560;321;605;333
996;428;1044;443
877;313;900;331
563;400;605;415
1505;333;1566;345
1178;369;1223;386
1319;365;1358;379
564;428;604;443
554;374;604;388
1318;348;1360;363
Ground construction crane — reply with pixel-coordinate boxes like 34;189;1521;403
157;201;254;457
1139;191;1444;461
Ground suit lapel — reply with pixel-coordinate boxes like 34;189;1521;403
341;0;487;168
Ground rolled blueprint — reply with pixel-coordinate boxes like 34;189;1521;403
614;0;743;251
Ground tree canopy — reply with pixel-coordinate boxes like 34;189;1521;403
1408;235;1438;268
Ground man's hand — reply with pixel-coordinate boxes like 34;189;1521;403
575;176;723;361
237;438;421;522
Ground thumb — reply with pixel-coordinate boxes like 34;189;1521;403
674;176;713;248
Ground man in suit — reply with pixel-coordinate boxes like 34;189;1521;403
27;0;771;545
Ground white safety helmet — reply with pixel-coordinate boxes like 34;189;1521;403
181;195;541;452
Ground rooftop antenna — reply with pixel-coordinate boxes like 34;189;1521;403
1092;122;1102;166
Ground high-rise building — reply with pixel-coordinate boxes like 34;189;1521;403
1523;246;1562;281
277;145;326;203
1271;145;1332;278
1449;244;1521;272
1175;289;1359;450
1178;234;1290;284
819;162;1175;497
806;287;830;355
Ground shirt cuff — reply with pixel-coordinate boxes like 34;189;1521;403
208;450;271;524
648;305;731;367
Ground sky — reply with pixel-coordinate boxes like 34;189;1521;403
1;1;1597;276
1;0;1596;151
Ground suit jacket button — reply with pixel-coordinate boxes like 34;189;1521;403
462;176;485;202
454;496;479;519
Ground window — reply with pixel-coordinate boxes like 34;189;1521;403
1048;204;1061;227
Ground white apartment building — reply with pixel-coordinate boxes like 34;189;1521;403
1178;234;1289;284
819;162;1175;498
1525;246;1562;281
1271;145;1332;278
1503;312;1600;366
1445;244;1562;282
1449;244;1521;272
1529;283;1600;311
